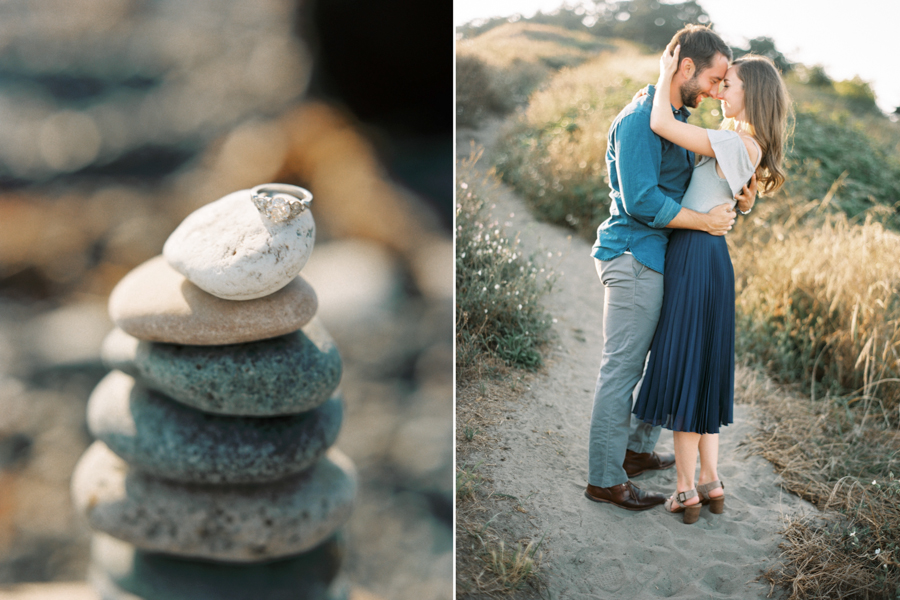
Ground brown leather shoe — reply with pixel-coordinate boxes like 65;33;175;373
623;450;676;478
584;481;666;511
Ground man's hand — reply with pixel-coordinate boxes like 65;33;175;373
705;203;736;236
735;173;758;214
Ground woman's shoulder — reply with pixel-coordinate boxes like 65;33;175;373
736;133;761;167
707;129;760;167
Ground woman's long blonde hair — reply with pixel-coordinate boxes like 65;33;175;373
721;55;792;195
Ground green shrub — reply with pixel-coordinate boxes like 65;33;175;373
456;54;503;128
783;108;900;229
456;154;554;373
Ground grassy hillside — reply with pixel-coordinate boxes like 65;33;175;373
456;22;612;126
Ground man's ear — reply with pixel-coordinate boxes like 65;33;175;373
680;57;695;78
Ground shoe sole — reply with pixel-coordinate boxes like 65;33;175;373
583;490;665;511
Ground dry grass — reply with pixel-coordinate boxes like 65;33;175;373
735;365;900;599
457;22;608;74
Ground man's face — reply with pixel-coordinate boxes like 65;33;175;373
679;52;729;108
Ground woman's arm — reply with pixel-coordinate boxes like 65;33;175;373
650;45;715;158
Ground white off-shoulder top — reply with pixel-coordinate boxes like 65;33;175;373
681;129;761;214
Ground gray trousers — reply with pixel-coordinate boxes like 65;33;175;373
588;254;664;488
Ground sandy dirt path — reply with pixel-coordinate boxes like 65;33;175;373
457;120;814;600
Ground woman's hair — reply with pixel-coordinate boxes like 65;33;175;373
721;55;793;195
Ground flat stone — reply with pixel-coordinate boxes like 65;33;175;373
109;256;317;345
101;319;342;416
163;189;315;301
87;371;343;484
72;441;356;562
88;532;345;600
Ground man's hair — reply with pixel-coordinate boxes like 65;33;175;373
667;24;732;74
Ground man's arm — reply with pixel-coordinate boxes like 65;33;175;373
667;203;735;236
614;112;681;228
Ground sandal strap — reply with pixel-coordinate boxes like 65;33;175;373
697;480;723;499
676;489;698;504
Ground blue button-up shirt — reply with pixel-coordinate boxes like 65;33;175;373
591;85;694;274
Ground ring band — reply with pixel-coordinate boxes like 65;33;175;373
251;183;313;223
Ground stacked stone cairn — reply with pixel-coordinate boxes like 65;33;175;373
71;185;356;600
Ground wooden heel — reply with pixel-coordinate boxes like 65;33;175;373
683;504;701;524
708;496;724;514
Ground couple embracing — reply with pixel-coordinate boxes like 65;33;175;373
585;25;790;523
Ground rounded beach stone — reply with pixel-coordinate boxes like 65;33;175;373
109;256;317;345
101;319;342;416
72;441;357;562
89;532;345;600
163;188;315;301
87;371;343;484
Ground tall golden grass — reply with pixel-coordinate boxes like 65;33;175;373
732;208;900;422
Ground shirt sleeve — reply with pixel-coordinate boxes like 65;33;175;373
707;129;757;197
614;112;683;229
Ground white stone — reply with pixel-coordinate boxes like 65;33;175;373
163;189;315;301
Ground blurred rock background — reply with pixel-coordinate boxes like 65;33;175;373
0;1;452;598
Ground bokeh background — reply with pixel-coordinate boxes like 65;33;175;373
0;1;452;598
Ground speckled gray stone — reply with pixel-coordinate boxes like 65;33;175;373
87;371;343;484
88;532;345;600
101;318;342;416
72;441;357;562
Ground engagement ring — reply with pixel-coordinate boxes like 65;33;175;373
251;183;312;223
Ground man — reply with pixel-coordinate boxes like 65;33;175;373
585;25;757;510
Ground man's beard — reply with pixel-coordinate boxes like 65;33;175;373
680;75;704;108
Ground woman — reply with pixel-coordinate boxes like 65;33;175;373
631;45;790;523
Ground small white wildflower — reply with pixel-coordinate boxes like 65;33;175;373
494;284;500;290
547;252;552;257
873;480;877;485
482;287;487;292
850;531;856;537
484;309;488;313
461;252;466;258
875;548;881;555
552;318;558;323
518;304;522;310
460;182;468;189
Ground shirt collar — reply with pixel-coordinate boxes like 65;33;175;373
646;84;691;118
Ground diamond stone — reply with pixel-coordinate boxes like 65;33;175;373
267;195;291;221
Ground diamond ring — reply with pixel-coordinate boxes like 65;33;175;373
251;183;313;223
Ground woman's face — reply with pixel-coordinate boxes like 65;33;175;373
719;65;745;120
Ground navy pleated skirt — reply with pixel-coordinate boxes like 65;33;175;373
632;229;735;434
